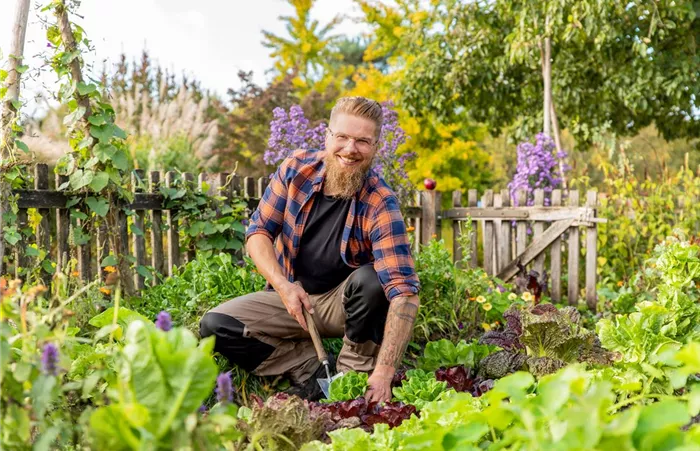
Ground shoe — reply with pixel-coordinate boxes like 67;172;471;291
284;352;336;402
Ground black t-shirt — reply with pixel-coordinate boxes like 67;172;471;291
294;192;355;294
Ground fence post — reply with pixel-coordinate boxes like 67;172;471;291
532;189;545;276
35;164;51;286
420;190;440;245
149;171;165;282
132;170;146;290
585;190;598;311
452;190;463;267
550;189;563;302
482;190;494;275
165;171;180;277
55;174;69;275
468;189;478;268
567;190;580;305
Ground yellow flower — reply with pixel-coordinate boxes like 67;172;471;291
406;226;415;232
508;293;517;301
482;302;493;311
522;292;533;302
617;281;624;287
481;322;492;331
99;287;111;295
104;266;117;273
476;296;486;303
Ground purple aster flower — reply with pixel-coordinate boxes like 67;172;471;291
458;322;464;330
41;343;59;376
216;372;234;403
155;311;172;331
198;404;208;413
497;285;505;293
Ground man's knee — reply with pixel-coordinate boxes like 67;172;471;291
343;265;389;344
199;311;275;372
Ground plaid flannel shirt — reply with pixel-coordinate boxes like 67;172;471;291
245;148;420;301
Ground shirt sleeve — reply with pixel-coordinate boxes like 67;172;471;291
245;157;291;243
369;194;420;301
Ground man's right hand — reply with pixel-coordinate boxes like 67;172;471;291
278;281;313;331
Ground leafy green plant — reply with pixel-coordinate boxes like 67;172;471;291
418;339;498;372
479;303;616;379
323;371;368;403
88;320;227;449
131;252;265;332
392;369;449;409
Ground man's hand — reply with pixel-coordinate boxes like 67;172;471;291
278;280;313;331
365;365;394;403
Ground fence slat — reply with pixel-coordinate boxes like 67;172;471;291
516;190;527;259
244;177;256;198
15;208;29;279
149;171;164;283
468;189;478;268
493;192;503;272
166;172;180;277
550;189;563;302
183;172;196;263
500;189;512;273
132;170;146;290
482;190;494;275
533;189;545;276
97;222;108;282
34;164;51;285
55;174;69;274
586;190;598;311
452;190;463;267
567;190;580;305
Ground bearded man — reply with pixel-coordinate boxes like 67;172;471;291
199;96;420;402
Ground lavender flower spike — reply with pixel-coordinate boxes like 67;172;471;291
155;311;172;331
216;372;234;403
41;343;59;376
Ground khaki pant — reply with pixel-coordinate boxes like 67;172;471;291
199;265;389;384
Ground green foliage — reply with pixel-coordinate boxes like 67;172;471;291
400;0;700;145
131;134;203;174
323;371;369;403
132;253;266;332
392;369;449;409
418;339;499;372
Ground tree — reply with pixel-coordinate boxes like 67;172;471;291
399;0;700;147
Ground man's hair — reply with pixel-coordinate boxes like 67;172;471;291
329;96;383;137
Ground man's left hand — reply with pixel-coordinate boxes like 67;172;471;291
365;367;394;403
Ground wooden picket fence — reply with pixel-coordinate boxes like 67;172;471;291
3;164;604;308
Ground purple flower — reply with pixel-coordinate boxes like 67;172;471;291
241;219;249;227
216;372;234;403
497;285;505;293
155;311;172;331
41;343;59;376
198;404;208;413
458;322;464;330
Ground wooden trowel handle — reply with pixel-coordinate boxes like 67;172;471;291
303;308;328;364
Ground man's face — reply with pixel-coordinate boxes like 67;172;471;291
323;113;378;198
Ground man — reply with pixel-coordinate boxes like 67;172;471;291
199;96;420;403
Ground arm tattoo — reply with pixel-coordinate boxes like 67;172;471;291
376;296;419;368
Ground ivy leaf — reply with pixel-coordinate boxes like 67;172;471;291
77;82;97;96
11;100;21;110
16;65;28;74
69;169;94;190
42;260;56;275
84;156;100;169
14;140;29;153
63;106;86;127
65;197;80;208
112;125;127;139
25;246;40;257
90;124;114;143
89;172;110;192
131;225;144;237
88;114;107;126
136;265;152;278
4;228;20;245
85;197;110;217
101;255;118;267
111;149;129;171
70;210;88;221
94;143;117;163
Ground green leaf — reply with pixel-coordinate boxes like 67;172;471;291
90;124;114;143
14;140;29;153
88;114;107;126
90;403;150;450
94;143;117;163
324;371;368;403
111;149;129;171
86;196;110;217
30;375;57;420
88;307;151;341
13;362;32;382
25;246;40;257
42;259;56;275
11;99;21;110
77;82;97;96
89;172;110;192
63;105;86;127
101;255;118;267
84;156;100;169
113;125;127;139
69;169;94;190
4;228;20;245
16;64;28;74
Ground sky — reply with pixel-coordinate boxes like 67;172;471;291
1;0;369;115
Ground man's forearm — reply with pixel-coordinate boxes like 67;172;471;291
246;234;287;290
374;295;420;377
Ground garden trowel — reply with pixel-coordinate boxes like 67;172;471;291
302;308;343;398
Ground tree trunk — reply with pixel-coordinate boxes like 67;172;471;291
550;101;568;189
0;0;31;278
541;36;552;136
56;1;135;296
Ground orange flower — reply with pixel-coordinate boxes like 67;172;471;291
469;297;476;301
99;287;112;295
71;271;79;277
617;281;624;287
406;226;415;233
104;266;117;273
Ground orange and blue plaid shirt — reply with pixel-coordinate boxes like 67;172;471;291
245;148;420;301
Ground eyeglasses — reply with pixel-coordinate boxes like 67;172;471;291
327;127;377;152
